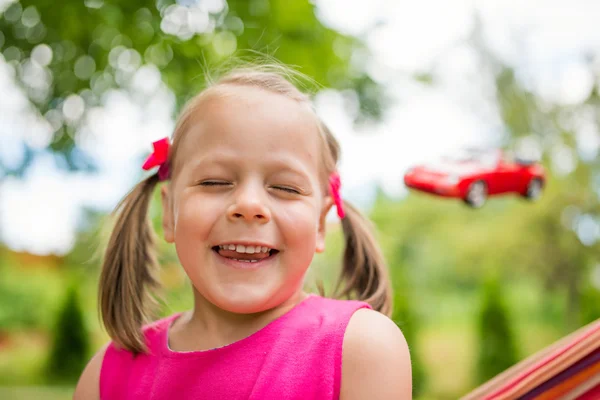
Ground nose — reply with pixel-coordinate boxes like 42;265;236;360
227;183;271;224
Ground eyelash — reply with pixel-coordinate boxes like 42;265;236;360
275;186;300;194
199;181;300;194
200;181;229;187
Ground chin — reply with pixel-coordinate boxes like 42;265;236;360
206;284;285;315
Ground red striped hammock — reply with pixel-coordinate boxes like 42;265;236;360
462;319;600;400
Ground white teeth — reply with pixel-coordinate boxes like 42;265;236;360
218;244;273;254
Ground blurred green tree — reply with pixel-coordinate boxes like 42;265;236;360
475;276;519;384
45;282;90;384
579;282;600;326
390;258;426;397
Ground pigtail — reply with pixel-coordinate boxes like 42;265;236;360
98;174;163;355
334;201;393;317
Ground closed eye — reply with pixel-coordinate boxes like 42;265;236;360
199;181;231;186
198;181;300;194
273;186;301;194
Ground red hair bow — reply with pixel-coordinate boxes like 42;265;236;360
329;171;345;219
142;137;171;181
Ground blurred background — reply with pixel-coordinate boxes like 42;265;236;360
1;0;600;399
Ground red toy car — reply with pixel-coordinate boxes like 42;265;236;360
403;148;545;208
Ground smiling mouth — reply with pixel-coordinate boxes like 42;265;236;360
211;246;280;263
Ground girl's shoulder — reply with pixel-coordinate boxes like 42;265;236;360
340;308;413;398
73;342;110;400
74;313;180;399
285;295;413;397
96;313;182;399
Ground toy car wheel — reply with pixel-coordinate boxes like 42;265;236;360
525;178;543;200
464;180;487;208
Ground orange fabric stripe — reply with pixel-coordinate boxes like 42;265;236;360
534;361;600;399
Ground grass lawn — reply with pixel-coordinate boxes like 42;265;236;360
0;386;74;400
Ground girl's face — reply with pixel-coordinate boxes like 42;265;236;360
161;85;332;314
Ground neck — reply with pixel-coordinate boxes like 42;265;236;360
170;289;308;352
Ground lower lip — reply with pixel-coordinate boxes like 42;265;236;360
212;249;278;270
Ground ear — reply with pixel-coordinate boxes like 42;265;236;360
160;185;175;243
316;196;335;253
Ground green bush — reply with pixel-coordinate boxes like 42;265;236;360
579;283;600;326
390;263;426;397
0;265;63;332
45;283;90;384
393;290;426;397
476;277;519;384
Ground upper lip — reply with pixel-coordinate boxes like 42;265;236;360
213;241;279;250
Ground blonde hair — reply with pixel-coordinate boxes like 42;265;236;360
99;64;392;355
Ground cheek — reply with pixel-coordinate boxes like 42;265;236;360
172;197;219;282
173;195;218;240
275;202;320;247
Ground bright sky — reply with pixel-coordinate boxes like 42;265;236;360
1;0;600;255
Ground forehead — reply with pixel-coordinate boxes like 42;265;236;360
176;85;322;174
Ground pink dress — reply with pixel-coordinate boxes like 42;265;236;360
100;295;371;399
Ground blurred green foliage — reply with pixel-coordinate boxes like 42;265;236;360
475;277;518;384
0;0;382;176
44;283;90;384
0;257;64;332
391;266;426;398
579;283;600;327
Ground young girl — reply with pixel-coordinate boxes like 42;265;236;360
74;65;412;399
